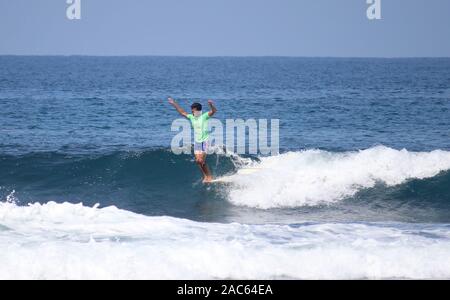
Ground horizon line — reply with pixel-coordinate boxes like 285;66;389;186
1;54;450;59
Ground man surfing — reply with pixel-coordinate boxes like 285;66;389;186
168;97;217;183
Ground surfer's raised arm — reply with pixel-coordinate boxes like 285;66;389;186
168;97;188;117
207;99;217;117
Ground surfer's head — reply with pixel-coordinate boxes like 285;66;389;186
191;103;202;116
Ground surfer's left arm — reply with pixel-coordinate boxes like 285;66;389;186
207;99;217;117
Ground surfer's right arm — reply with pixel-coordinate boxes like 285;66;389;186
168;97;188;117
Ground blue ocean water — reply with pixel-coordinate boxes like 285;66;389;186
1;56;450;279
1;57;449;154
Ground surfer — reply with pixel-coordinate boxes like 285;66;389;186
168;97;217;183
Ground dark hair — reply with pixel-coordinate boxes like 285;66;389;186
191;102;202;111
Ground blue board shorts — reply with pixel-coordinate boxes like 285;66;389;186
194;140;209;154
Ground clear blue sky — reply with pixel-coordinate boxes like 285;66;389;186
1;0;449;57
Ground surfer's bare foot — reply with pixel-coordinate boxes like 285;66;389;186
202;176;213;183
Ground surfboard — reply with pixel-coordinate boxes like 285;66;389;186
209;176;234;184
210;167;262;183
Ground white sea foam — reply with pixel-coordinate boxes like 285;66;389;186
0;201;449;279
225;146;450;208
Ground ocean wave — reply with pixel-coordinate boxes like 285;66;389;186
1;146;450;214
0;201;449;279
225;146;450;208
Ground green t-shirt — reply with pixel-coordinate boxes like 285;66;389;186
187;112;210;143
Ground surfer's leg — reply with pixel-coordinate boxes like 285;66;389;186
202;158;213;183
194;141;213;183
195;153;208;179
201;141;213;182
195;153;213;183
194;142;206;178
